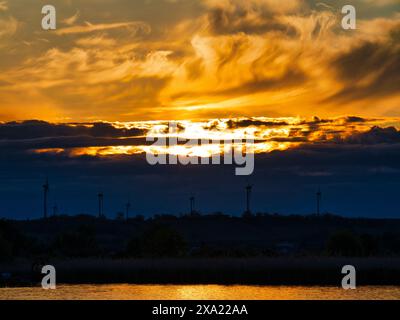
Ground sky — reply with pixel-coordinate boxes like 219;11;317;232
0;0;399;219
0;0;399;121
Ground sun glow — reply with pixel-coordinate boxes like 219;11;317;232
30;116;399;158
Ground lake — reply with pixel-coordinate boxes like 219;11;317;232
1;285;400;300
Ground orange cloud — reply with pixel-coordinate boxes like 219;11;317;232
0;0;398;122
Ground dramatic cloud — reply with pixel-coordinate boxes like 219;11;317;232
0;1;7;12
0;120;145;139
55;21;151;35
0;0;398;121
1;0;400;220
328;27;400;103
2;117;400;218
62;10;80;26
0;16;18;38
0;116;397;158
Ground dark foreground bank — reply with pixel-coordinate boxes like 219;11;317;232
1;257;400;287
3;214;400;261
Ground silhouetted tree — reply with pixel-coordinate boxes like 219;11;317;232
0;219;30;261
381;232;400;254
127;224;186;258
0;233;12;261
52;225;99;257
327;231;363;257
360;234;379;256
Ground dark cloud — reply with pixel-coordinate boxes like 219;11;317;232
207;7;298;36
0;120;146;140
256;142;400;170
1;118;400;218
172;66;307;102
342;116;368;123
167;58;306;105
2;126;400;219
390;26;400;43
333;41;395;83
226;119;290;129
0;117;387;153
344;126;400;144
0;136;148;151
327;30;400;102
220;68;307;96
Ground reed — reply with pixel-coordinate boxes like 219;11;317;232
2;257;400;287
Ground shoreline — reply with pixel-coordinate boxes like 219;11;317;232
2;257;400;287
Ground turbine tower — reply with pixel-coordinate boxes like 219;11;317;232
43;178;49;219
245;184;252;215
98;192;104;218
316;187;322;216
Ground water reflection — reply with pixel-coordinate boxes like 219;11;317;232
1;285;400;300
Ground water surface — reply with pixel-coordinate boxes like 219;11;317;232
1;285;400;300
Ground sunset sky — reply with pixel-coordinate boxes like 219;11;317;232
0;0;398;121
0;0;399;219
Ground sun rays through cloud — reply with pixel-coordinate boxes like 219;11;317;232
7;116;397;158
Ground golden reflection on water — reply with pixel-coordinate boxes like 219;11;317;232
1;285;400;300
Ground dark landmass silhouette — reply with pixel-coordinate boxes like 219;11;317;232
1;213;400;286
